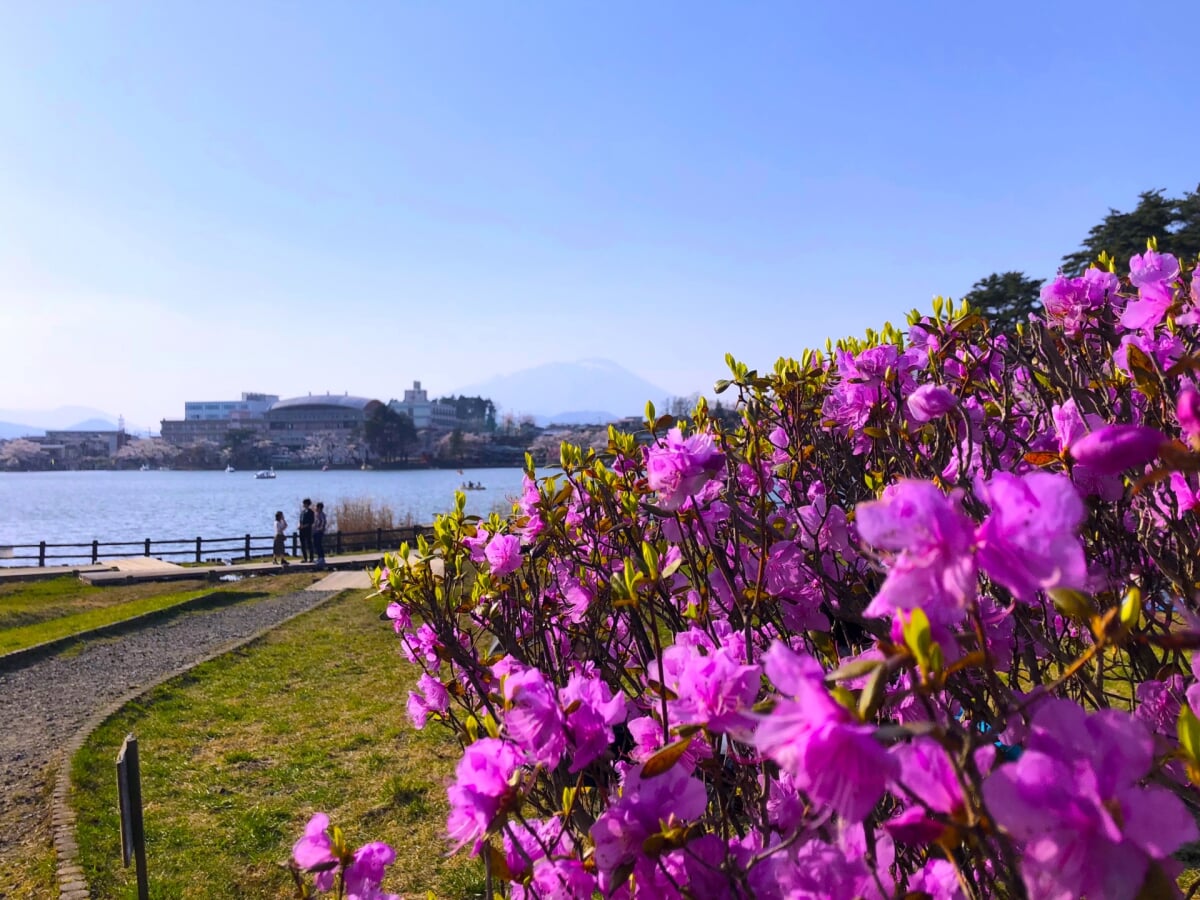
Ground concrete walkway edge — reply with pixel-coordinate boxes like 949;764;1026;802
50;588;351;900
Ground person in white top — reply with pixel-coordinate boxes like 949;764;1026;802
273;510;290;565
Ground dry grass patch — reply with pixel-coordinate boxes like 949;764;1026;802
70;590;482;899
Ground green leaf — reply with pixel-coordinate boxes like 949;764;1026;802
1049;588;1094;621
1120;587;1142;629
825;658;883;683
1178;705;1200;767
901;608;935;672
857;664;888;721
642;736;693;778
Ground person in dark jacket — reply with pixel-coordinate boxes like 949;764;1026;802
298;498;315;563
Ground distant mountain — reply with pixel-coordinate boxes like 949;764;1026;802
0;405;116;430
67;417;122;431
453;359;668;421
0;406;151;436
0;421;42;440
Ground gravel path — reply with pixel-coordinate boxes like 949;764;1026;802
0;589;337;864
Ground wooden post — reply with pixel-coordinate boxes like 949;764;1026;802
336;531;342;555
376;527;383;551
38;541;45;567
92;540;99;564
116;734;150;900
144;538;151;558
244;534;251;561
195;537;202;564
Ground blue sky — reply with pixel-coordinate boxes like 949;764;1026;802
1;1;1198;427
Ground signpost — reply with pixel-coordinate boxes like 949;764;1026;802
116;734;149;900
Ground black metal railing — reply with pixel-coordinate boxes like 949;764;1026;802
0;525;427;568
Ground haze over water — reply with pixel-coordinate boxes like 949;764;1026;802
0;468;526;563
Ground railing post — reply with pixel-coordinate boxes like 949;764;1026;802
92;540;99;564
292;532;298;557
195;536;202;564
39;541;46;567
336;531;342;555
376;527;383;551
244;534;251;561
144;539;151;558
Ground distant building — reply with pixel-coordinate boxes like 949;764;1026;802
160;417;267;445
161;392;278;446
389;381;458;431
264;393;384;451
33;429;130;464
183;392;279;421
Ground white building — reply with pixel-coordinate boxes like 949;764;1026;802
389;381;458;430
183;392;279;421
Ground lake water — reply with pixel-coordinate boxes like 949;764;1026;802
0;467;527;564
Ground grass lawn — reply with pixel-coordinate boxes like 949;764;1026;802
0;572;324;655
69;590;483;899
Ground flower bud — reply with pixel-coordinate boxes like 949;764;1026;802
1069;425;1167;476
906;384;958;424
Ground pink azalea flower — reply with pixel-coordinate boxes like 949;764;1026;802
461;525;490;563
1188;655;1200;719
496;657;566;767
645;427;724;510
446;738;523;853
1120;289;1174;332
855;480;978;623
663;642;760;735
1178;386;1200;441
293;813;337;890
756;642;897;822
983;700;1198;900
406;672;449;729
908;859;967;899
1129;248;1179;288
502;817;575;879
485;533;523;577
1052;400;1123;500
763;541;827;631
343;842;396;899
973;472;1088;602
384;601;411;632
293;815;399;899
1069;424;1167;476
517;474;546;540
886;738;963;844
906;383;958;423
558;669;627;771
512;858;597;899
589;761;707;894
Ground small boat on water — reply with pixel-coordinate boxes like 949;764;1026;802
460;482;486;491
138;463;151;472
255;467;277;480
225;464;236;473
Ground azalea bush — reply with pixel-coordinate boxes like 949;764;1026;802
298;243;1200;899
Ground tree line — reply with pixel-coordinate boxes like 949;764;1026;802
967;184;1200;332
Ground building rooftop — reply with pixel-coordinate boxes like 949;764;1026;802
270;394;381;412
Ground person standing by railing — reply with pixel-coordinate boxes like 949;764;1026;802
312;501;327;568
273;510;289;566
298;498;315;563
